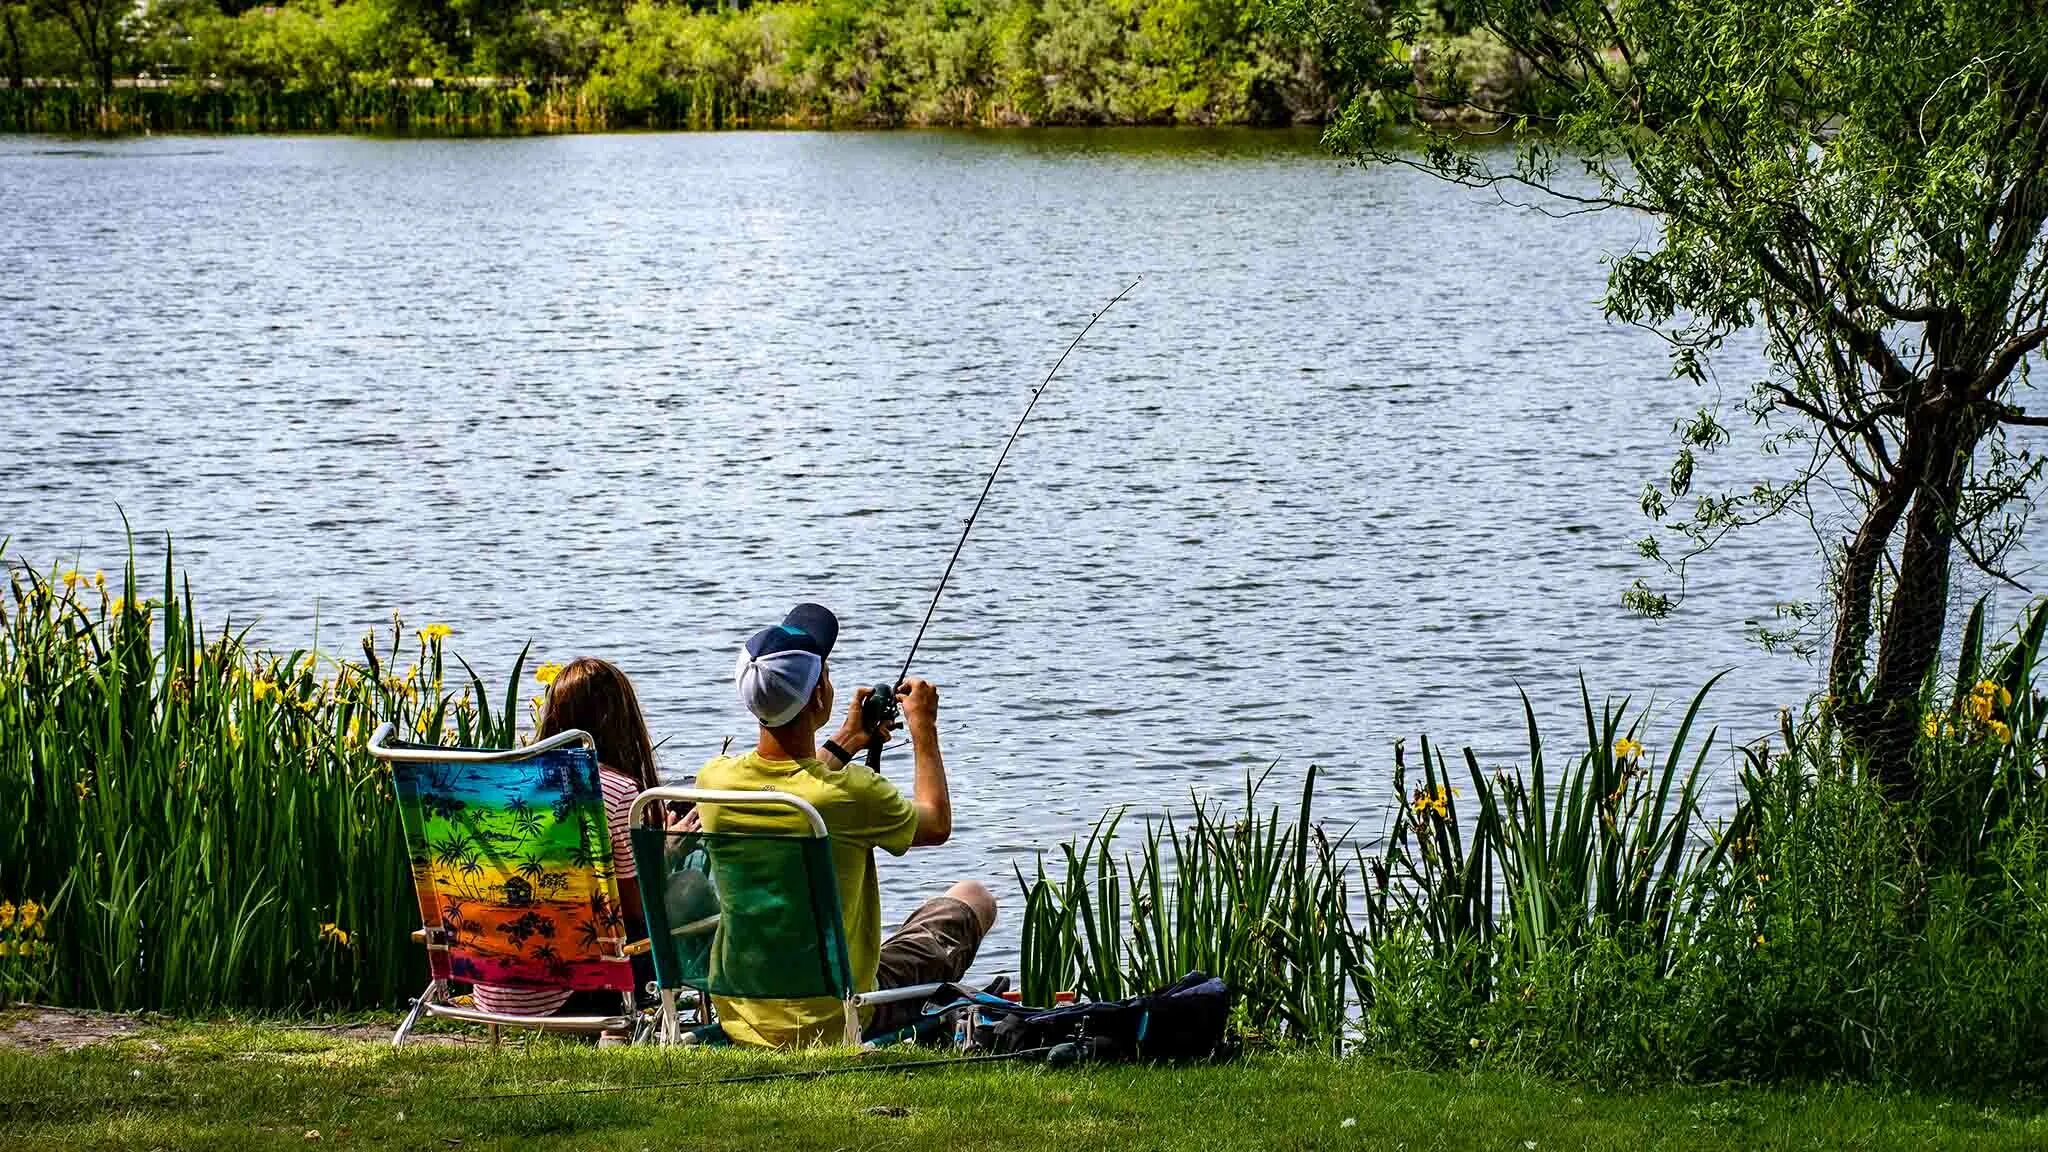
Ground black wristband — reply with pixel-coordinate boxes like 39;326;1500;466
822;739;852;765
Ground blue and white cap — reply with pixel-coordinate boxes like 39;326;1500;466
735;603;840;727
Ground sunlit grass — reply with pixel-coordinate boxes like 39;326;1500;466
3;1014;2045;1151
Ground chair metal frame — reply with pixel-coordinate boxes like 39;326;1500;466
630;785;946;1047
368;722;651;1047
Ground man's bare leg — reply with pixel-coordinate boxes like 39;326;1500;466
945;879;998;934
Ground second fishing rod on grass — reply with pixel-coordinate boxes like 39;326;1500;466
847;278;1142;771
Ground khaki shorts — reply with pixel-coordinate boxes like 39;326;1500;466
865;895;986;1038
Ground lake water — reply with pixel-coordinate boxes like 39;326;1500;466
4;130;2042;969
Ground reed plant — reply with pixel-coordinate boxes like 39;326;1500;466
1017;767;1358;1048
0;535;524;1012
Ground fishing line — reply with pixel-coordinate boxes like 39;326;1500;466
860;279;1141;764
893;278;1142;686
449;1046;1057;1102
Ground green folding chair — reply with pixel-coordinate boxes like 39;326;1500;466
627;787;947;1047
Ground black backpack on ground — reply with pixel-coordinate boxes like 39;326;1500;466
917;971;1235;1064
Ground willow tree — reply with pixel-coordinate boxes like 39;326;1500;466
1289;0;2048;798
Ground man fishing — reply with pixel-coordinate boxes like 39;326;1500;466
697;602;998;1047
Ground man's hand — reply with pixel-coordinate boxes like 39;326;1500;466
897;678;939;738
831;685;896;754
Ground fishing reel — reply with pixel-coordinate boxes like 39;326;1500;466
860;681;900;769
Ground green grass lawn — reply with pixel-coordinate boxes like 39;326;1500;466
2;1011;2044;1151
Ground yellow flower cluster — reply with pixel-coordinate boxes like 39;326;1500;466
1410;785;1455;821
0;901;45;932
60;570;106;589
417;623;453;643
1613;736;1645;763
534;662;564;687
1927;679;2017;746
319;922;352;948
0;900;50;957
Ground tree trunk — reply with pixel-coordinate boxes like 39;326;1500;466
1860;412;1973;801
93;42;113;129
3;7;23;91
1826;476;1914;710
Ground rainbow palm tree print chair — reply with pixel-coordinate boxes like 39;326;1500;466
368;723;650;1046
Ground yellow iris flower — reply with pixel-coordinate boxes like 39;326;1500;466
417;623;453;643
535;662;564;687
1613;736;1645;762
1410;786;1453;820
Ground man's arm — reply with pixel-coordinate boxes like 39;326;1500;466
825;681;951;847
896;679;951;847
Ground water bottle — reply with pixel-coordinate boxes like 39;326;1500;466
952;1007;972;1051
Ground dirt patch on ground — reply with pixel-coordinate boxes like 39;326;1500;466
0;1007;151;1051
3;1008;561;1052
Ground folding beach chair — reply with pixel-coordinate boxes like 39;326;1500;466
626;787;948;1047
367;723;652;1046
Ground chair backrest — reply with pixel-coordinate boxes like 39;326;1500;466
627;788;855;1002
370;724;636;994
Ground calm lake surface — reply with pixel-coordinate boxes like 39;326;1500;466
5;130;2042;968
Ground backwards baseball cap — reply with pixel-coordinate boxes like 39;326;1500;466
734;603;841;727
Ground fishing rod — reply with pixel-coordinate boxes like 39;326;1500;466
859;278;1142;769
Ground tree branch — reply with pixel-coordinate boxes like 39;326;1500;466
1957;528;2035;593
1983;325;2048;392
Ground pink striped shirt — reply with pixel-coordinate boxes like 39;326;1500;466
471;764;642;1017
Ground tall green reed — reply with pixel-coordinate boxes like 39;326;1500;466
1366;675;1728;992
0;535;526;1012
1016;766;1358;1048
1017;679;1731;1052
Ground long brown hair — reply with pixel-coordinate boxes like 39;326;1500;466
537;657;659;791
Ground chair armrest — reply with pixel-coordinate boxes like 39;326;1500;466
411;929;427;943
623;938;652;957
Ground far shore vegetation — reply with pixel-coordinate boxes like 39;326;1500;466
0;0;1526;132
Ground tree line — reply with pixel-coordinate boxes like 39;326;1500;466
0;0;1525;129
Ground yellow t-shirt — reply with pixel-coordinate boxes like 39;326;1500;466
695;749;917;1047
